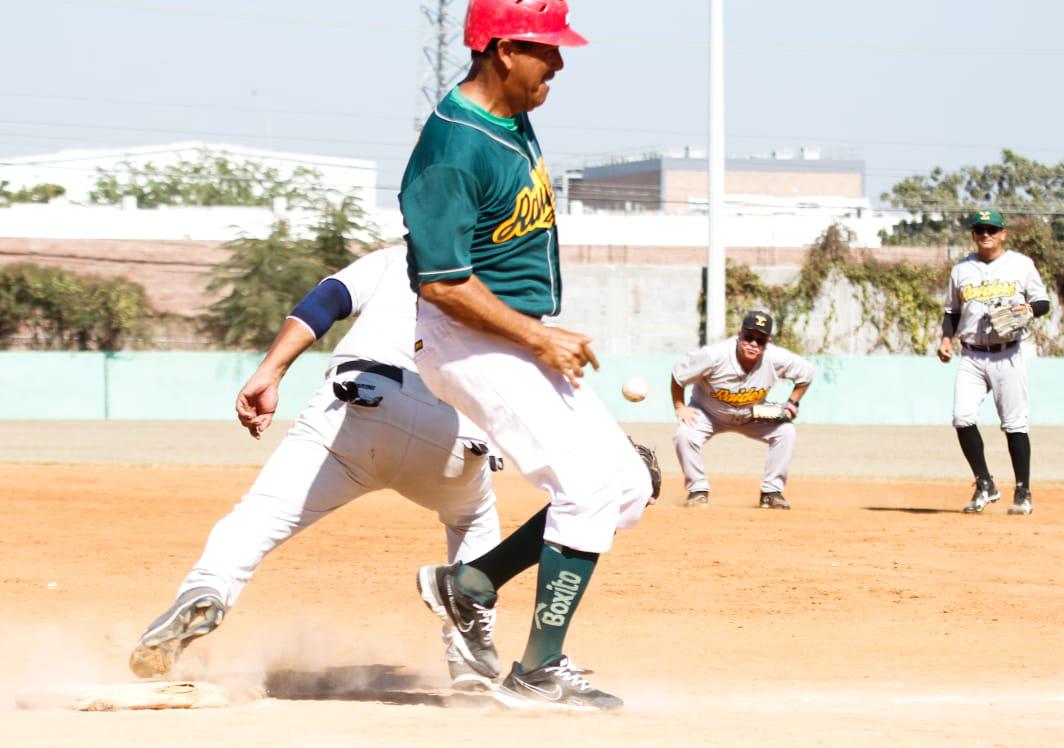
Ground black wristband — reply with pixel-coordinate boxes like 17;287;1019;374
787;398;800;408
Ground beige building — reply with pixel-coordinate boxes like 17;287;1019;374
566;152;865;215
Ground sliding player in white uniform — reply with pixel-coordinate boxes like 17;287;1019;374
937;209;1050;515
128;246;503;690
672;311;817;510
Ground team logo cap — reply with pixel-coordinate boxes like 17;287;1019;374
741;310;773;336
967;208;1005;230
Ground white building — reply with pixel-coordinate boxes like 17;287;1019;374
0;141;378;211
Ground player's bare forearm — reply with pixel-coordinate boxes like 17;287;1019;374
236;319;316;438
671;379;697;425
421;276;598;386
255;318;317;381
788;383;810;404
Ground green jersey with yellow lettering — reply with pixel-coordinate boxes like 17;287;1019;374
401;87;562;317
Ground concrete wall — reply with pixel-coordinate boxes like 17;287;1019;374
556;265;703;356
4;351;1063;426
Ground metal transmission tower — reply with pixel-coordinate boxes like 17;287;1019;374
416;0;466;130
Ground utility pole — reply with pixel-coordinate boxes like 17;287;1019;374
417;0;465;131
706;0;726;342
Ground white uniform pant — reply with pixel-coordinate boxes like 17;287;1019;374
179;370;500;608
673;405;797;494
414;301;651;554
952;346;1029;433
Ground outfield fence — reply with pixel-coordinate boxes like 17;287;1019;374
3;350;1063;426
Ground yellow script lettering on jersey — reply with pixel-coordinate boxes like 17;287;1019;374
492;158;556;244
712;387;769;406
961;280;1018;303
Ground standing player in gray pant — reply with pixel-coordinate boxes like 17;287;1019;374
937;209;1050;515
672;311;816;510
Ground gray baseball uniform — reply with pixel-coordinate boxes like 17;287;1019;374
672;336;817;494
945;250;1049;431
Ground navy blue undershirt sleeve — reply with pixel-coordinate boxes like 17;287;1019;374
1031;299;1050;318
943;312;961;337
289;278;353;339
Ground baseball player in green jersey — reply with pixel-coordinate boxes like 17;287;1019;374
401;0;659;713
938;209;1050;515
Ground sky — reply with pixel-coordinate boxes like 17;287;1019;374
2;0;1063;211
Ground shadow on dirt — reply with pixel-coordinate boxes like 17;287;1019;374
264;665;494;708
862;507;962;514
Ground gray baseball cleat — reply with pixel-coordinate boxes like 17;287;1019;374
129;587;226;678
1007;486;1033;515
448;659;495;692
417;564;500;678
684;490;709;508
759;491;791;510
493;655;622;712
963;476;1000;513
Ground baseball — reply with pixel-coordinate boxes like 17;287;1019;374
622;376;648;402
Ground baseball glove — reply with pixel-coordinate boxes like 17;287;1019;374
629;438;661;501
988;303;1031;338
751;402;791;421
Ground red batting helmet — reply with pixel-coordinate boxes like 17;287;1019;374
464;0;589;53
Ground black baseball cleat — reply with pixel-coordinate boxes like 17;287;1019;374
129;587;226;678
628;437;662;500
963;476;1000;513
417;563;500;678
684;490;709;508
493;655;623;712
759;491;790;510
1007;486;1033;515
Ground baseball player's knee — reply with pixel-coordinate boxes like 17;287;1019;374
952;414;978;429
672;423;704;450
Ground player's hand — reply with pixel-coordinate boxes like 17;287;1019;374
236;374;280;439
533;325;599;387
675;404;700;426
936;338;953;363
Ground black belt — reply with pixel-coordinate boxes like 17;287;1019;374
962;341;1018;353
333;360;403;406
334;359;404;385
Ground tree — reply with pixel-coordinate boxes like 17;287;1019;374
880;150;1064;246
200;187;381;349
200;221;328;349
0;180;66;206
0;263;151;350
88;149;330;208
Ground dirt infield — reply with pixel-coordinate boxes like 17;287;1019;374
2;424;1063;746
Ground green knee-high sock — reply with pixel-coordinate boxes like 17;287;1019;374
519;542;599;671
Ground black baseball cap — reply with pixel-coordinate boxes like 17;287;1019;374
741;310;773;336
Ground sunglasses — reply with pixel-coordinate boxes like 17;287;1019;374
740;331;769;346
972;225;1002;236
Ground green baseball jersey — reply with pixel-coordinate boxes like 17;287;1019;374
401;87;562;317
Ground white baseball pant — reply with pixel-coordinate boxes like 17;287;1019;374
414;300;651;555
673;405;797;494
952;345;1030;432
178;369;501;607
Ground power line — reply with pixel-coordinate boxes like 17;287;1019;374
0;118;414;152
44;0;419;33
0;91;413;124
5;91;1062;156
37;2;1064;56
